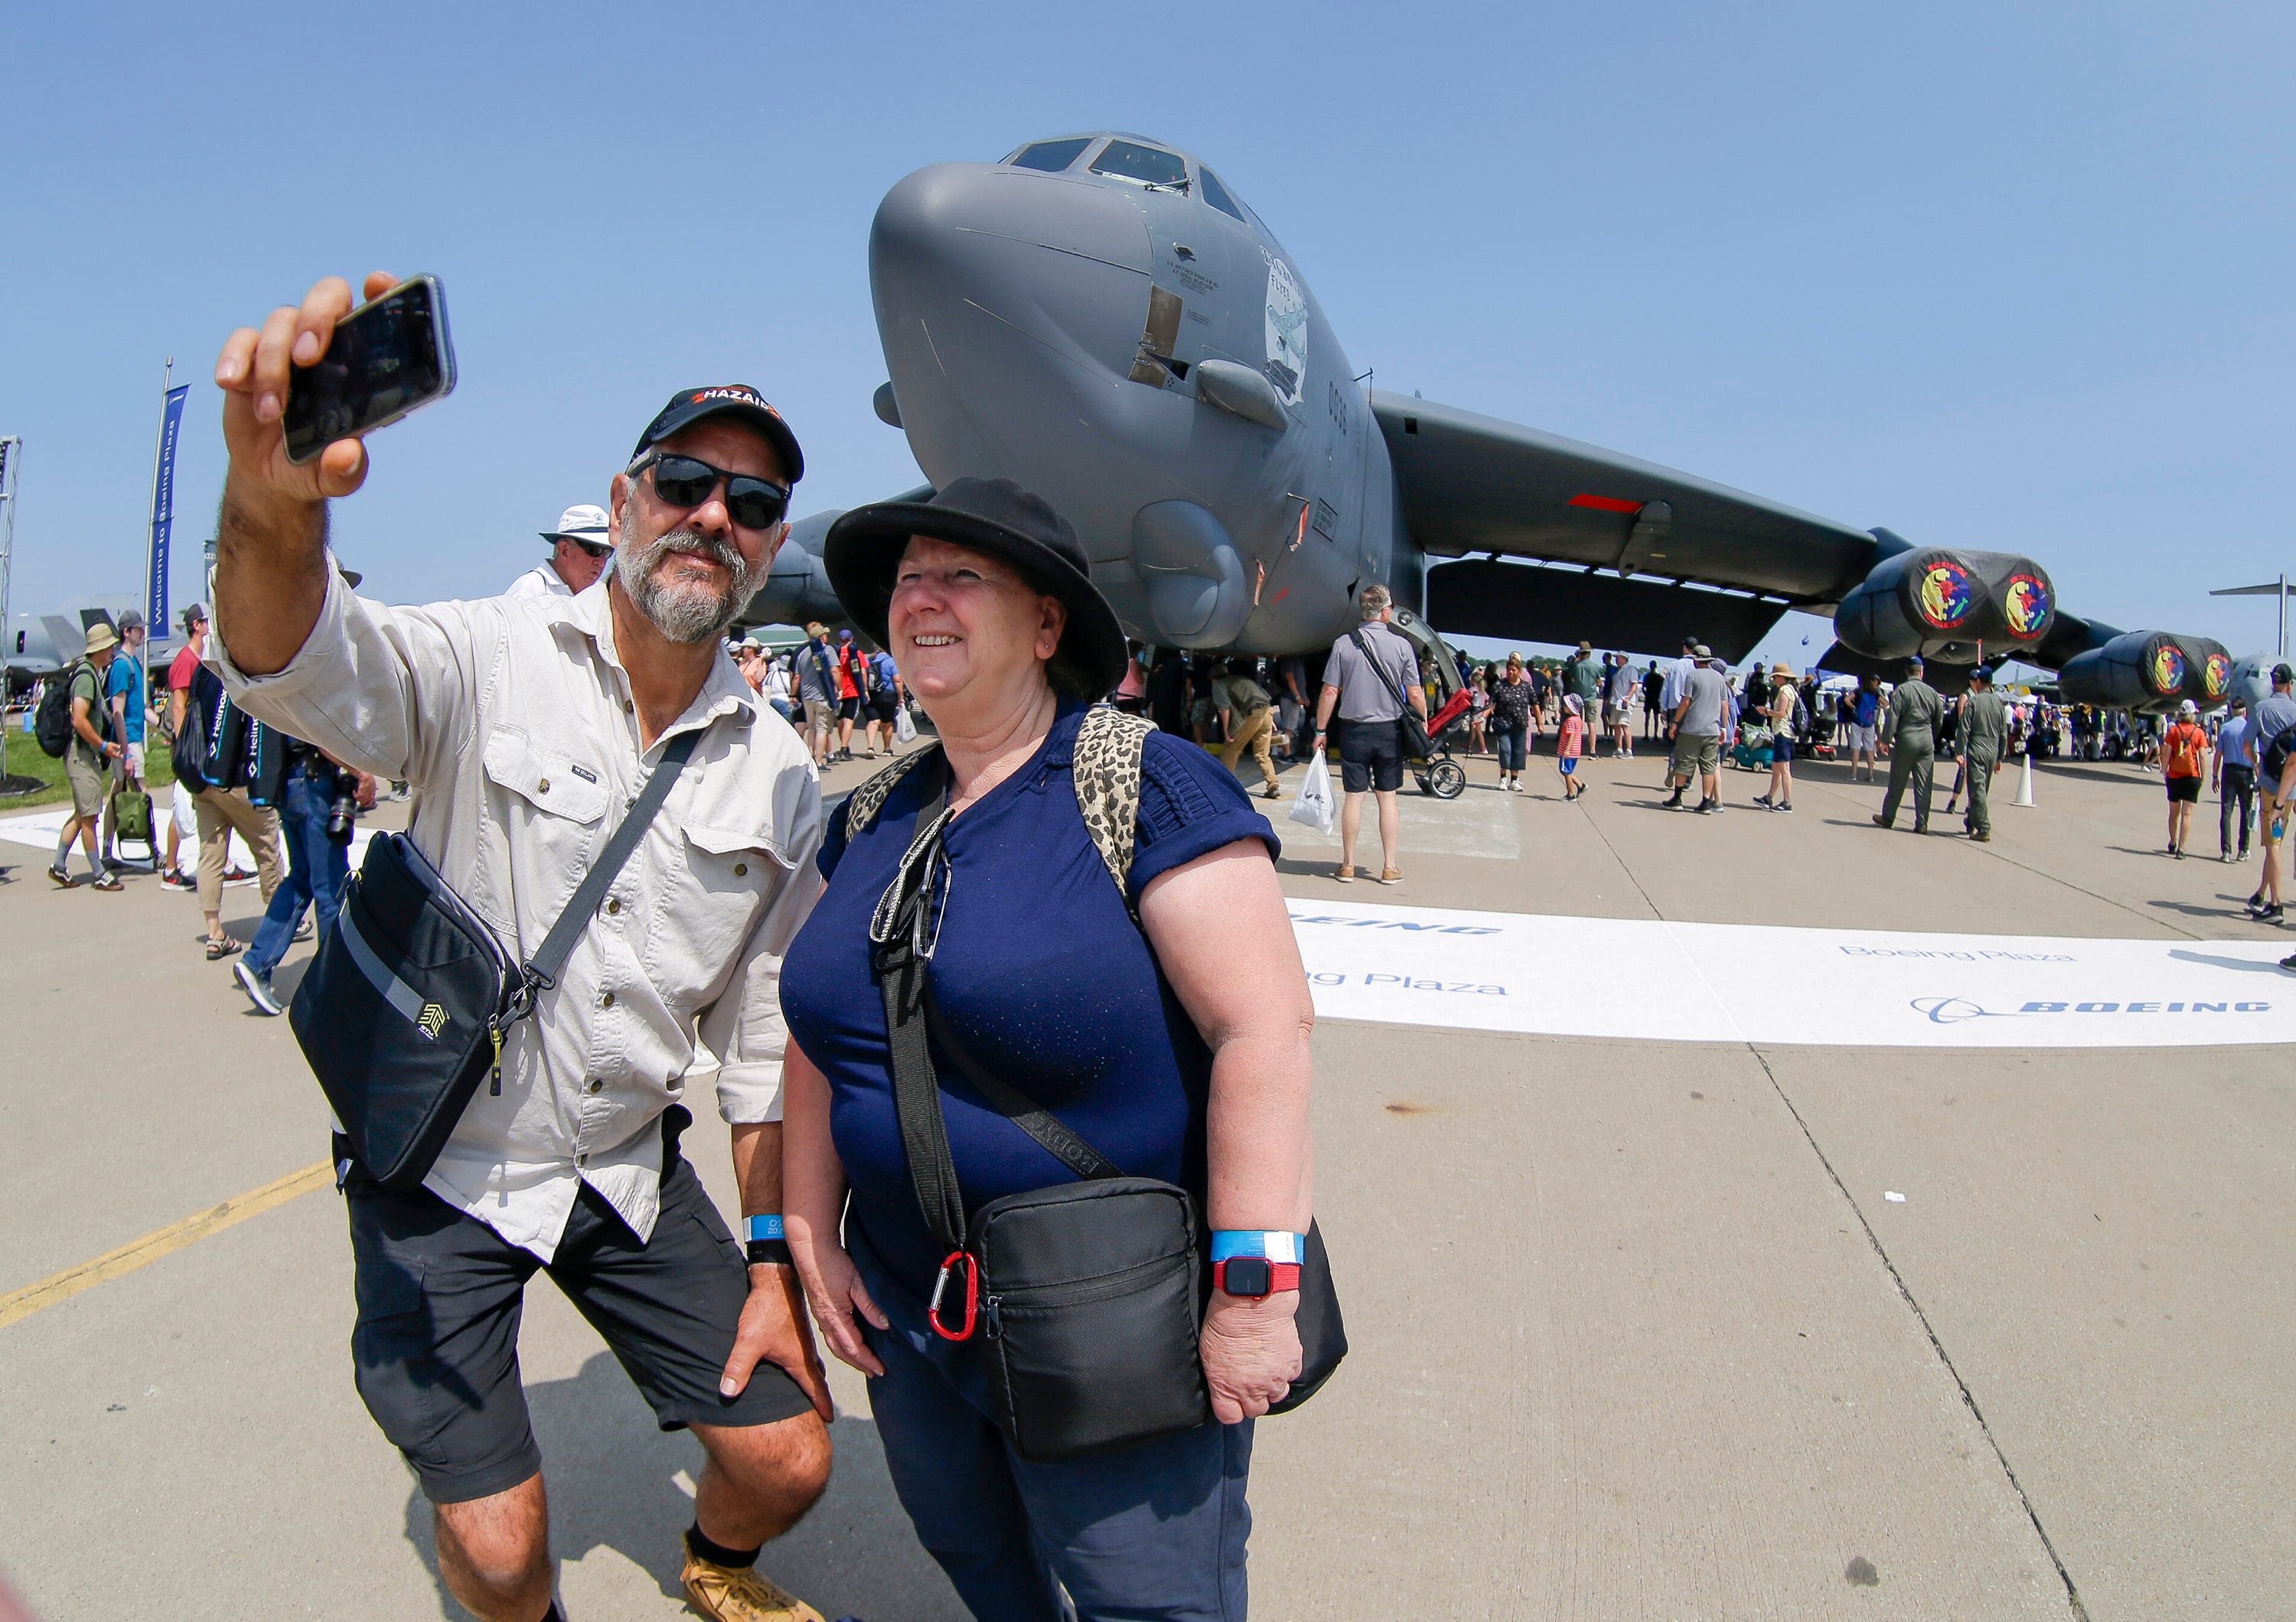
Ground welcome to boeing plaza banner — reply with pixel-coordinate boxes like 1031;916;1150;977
1290;899;2294;1048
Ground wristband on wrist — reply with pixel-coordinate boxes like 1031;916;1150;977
744;1213;790;1267
1210;1230;1304;1297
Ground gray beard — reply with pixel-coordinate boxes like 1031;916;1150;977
618;527;754;645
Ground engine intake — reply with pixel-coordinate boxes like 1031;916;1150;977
1834;548;2055;663
2058;632;2233;713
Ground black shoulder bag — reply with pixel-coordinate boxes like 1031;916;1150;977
290;729;697;1189
861;713;1343;1464
1351;627;1432;760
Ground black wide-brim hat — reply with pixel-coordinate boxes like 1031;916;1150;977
823;477;1128;700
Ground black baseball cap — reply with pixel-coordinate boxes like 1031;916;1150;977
632;386;804;485
2275;662;2294;684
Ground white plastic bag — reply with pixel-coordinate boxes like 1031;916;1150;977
894;704;918;744
1289;750;1335;834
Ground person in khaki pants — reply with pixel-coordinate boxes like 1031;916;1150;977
1216;658;1282;798
194;784;282;961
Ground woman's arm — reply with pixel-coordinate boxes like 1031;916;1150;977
1140;837;1314;1423
782;1037;889;1378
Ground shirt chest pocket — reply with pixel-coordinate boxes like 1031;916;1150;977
645;823;789;993
481;727;612;899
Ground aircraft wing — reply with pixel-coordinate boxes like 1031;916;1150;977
1372;390;1883;607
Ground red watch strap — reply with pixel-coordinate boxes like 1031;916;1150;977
1213;1258;1302;1296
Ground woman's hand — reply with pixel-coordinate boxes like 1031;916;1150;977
1201;1291;1303;1423
790;1232;889;1379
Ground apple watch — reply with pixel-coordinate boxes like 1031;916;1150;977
745;1212;791;1266
1211;1230;1303;1297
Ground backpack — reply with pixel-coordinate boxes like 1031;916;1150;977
2164;723;2205;778
35;663;97;759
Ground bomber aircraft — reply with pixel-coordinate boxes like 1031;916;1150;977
751;132;2255;713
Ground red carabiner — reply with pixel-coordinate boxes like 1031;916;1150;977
928;1250;978;1341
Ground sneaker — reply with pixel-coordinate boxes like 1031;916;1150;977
1970;831;1992;842
2280;953;2296;974
1261;782;1282;800
1697;798;1718;814
1776;801;1793;813
90;872;123;892
233;960;283;1017
47;865;71;888
160;870;195;890
680;1550;826;1622
292;917;315;942
2262;904;2287;925
2246;893;2268;915
1753;794;1772;808
1872;814;1890;828
223;865;253;882
1335;864;1355;883
1380;867;1402;885
1663;791;1684;810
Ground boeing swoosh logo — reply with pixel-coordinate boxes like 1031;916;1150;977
1910;996;2026;1025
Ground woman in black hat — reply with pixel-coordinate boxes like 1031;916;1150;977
776;478;1315;1619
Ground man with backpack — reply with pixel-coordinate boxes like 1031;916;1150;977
41;622;126;890
795;622;838;768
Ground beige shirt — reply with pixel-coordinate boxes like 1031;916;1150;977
212;563;822;1260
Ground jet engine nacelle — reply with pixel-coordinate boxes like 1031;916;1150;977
741;510;847;630
2058;632;2235;713
1833;548;2056;663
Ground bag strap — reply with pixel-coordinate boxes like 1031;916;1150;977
518;726;699;1004
1070;705;1153;912
925;987;1122;1180
1349;627;1414;717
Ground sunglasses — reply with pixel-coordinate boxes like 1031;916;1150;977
632;452;790;531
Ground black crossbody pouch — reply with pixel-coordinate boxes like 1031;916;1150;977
290;730;696;1189
870;746;1342;1463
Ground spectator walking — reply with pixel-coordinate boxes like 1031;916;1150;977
1217;658;1283;799
47;623;126;890
161;603;214;890
1489;653;1533;791
1660;637;1699;721
1665;652;1730;813
1466;664;1489;756
1847;674;1882;781
1566;641;1603;743
1956;665;2010;841
214;294;836;1622
101;608;151;869
1556;694;1587;800
863;641;902;757
795;622;838;767
2216;697;2256;862
2249;666;2296;922
1641;661;1665;742
2161;700;2210;859
832;628;871;759
1753;662;1799;812
1606;653;1636;759
1313;584;1428;883
188;684;285;958
231;736;375;1014
507;503;614;598
1874;657;1945;832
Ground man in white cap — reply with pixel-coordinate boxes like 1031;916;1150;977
507;503;614;599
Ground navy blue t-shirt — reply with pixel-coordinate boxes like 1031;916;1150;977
780;705;1280;1302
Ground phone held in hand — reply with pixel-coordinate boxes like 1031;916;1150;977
282;274;458;465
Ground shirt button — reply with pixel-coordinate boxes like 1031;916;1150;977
587;1079;603;1094
576;1152;589;1167
734;862;748;877
538;778;551;793
600;990;615;1010
605;898;621;915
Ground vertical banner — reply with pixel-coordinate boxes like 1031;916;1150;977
147;384;188;635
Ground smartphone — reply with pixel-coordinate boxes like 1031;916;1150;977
282;274;457;464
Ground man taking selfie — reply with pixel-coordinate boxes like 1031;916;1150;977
208;273;833;1622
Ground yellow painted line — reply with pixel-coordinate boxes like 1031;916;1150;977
0;1160;332;1330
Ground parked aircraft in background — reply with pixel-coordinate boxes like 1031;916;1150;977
750;132;2250;712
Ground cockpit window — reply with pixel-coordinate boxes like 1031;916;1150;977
1199;168;1247;224
1009;137;1094;173
1090;139;1189;190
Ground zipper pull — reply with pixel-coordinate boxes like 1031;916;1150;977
489;1024;504;1095
984;1294;1003;1341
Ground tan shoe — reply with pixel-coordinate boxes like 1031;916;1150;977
1380;867;1402;884
680;1552;826;1622
1335;864;1355;883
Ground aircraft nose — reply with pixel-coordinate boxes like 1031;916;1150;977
870;162;1153;390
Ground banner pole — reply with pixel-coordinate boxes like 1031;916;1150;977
145;358;174;636
0;436;18;788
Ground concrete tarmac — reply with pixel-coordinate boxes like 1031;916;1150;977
1;739;2285;1619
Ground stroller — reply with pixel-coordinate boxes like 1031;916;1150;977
1727;722;1776;772
1407;687;1473;799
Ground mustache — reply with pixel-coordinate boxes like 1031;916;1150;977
638;527;743;576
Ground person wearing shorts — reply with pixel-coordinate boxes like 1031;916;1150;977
796;623;838;768
2161;700;2210;857
1313;585;1426;883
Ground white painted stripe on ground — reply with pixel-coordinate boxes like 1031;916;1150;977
1290;898;2294;1047
0;807;377;873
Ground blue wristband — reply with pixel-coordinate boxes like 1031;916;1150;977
1211;1230;1303;1264
745;1214;785;1243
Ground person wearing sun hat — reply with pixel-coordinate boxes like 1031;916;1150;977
507;502;615;599
1753;660;1801;812
779;476;1309;1618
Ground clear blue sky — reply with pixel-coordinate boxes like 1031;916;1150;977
5;1;2291;671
